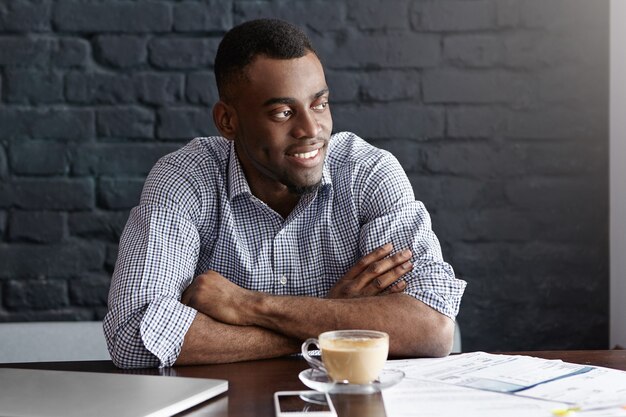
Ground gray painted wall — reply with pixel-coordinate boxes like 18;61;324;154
611;0;625;349
0;0;609;352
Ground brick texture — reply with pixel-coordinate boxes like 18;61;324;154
53;1;172;33
0;0;609;354
9;211;66;243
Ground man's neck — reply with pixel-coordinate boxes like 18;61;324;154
250;185;300;219
268;195;301;220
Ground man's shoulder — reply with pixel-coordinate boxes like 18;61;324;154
327;131;394;169
156;136;230;174
141;136;230;205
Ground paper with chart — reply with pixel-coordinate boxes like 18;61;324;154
382;377;569;417
381;352;626;416
517;365;626;410
387;351;593;392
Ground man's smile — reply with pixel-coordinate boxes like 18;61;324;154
291;148;320;159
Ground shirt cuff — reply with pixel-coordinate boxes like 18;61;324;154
408;279;467;320
140;297;197;368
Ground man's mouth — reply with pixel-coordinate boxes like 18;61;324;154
292;149;320;160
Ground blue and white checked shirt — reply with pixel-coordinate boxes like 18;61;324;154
104;131;466;368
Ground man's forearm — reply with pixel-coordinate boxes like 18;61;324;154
175;311;300;365
181;255;455;360
247;293;454;357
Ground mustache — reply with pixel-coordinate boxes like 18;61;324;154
285;136;330;153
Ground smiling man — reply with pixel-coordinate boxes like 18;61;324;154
215;51;331;216
104;19;466;368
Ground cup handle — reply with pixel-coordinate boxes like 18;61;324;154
301;338;326;373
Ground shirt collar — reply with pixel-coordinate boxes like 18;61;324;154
227;141;252;200
227;140;333;201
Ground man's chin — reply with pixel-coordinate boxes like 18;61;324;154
287;181;322;196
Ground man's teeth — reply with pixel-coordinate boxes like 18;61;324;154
293;149;319;159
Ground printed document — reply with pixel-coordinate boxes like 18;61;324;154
381;352;626;417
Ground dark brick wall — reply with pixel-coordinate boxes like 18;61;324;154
0;0;608;351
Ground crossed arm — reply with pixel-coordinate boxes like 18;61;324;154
175;244;455;365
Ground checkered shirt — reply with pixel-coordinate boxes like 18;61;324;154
103;132;466;368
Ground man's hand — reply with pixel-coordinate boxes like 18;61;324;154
326;243;412;299
182;243;413;325
180;244;453;359
181;270;258;326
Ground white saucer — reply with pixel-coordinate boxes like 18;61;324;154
298;368;405;394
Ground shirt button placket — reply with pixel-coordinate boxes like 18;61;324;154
274;225;288;294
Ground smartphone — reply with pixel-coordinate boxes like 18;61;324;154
274;390;337;417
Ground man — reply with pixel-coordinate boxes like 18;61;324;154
104;19;466;369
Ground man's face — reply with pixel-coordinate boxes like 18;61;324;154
228;52;333;196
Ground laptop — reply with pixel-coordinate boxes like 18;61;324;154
0;368;228;417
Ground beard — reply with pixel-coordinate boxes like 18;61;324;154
282;166;323;195
280;150;326;196
287;180;322;196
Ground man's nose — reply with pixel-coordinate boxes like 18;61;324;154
292;109;322;139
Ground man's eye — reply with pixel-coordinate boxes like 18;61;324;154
312;102;328;111
273;110;293;120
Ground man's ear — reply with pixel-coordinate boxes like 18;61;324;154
213;100;237;140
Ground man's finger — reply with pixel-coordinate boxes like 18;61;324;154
380;280;407;295
353;250;412;289
389;279;407;293
342;243;394;281
363;260;411;294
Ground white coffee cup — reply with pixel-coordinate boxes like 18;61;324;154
301;330;389;385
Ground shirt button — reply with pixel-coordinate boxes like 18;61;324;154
279;275;287;285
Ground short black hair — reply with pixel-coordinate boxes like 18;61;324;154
214;18;317;100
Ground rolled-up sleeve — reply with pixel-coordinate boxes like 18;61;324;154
357;151;466;319
103;162;203;368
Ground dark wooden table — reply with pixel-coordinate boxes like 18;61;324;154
2;350;625;416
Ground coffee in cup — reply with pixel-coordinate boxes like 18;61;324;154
301;330;389;385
